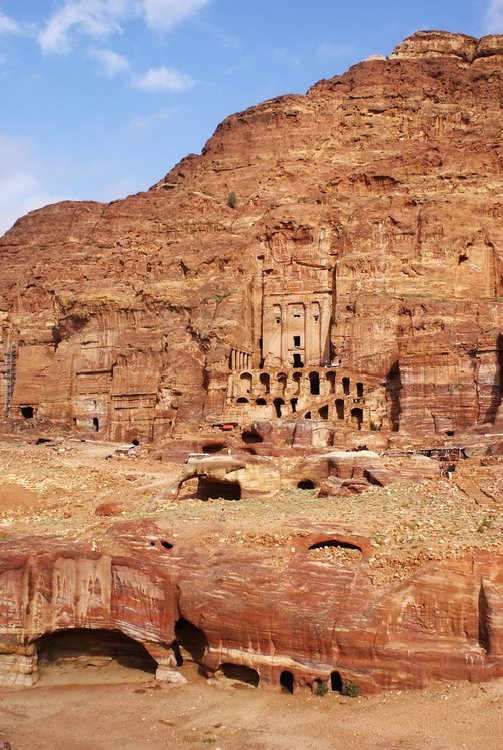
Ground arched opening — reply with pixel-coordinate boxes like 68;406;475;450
350;408;363;431
280;670;294;694
290;398;298;413
386;361;402;432
35;629;157;684
356;382;364;398
198;478;241;501
220;663;260;687
342;377;350;396
242;431;263;444
292;372;302;393
309;371;320;395
92;417;99;432
308;540;362;553
239;372;252;396
305;411;312;420
335;399;344;420
273;398;285;418
298;480;316;490
236;397;249;404
259;372;270;395
277;372;287;394
326;371;336;394
292;353;304;368
131;439;140;446
202;443;225;454
174;617;208;665
20;406;34;419
330;670;343;692
255;398;267;406
319;405;329;420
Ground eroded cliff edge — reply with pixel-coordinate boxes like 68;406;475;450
1;31;503;442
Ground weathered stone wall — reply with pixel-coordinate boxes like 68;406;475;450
0;528;502;692
2;31;503;440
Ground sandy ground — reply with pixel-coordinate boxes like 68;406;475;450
0;665;502;750
1;436;503;749
0;437;501;585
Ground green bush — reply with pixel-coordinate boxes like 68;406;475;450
341;679;361;697
314;680;328;696
226;191;238;209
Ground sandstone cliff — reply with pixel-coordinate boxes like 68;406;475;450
1;524;502;691
2;31;503;442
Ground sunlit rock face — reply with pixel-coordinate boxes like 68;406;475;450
0;527;502;692
2;30;503;443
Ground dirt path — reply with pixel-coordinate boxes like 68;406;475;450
0;674;502;750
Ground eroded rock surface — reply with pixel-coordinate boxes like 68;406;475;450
0;526;502;693
1;31;503;442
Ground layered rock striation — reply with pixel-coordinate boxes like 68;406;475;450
1;31;503;441
1;524;502;692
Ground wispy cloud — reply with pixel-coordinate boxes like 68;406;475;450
133;66;193;93
38;0;212;54
88;47;129;75
126;107;177;133
141;0;212;33
0;11;26;36
0;134;67;236
485;0;503;32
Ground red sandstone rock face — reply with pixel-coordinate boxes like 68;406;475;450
2;30;503;442
0;525;502;692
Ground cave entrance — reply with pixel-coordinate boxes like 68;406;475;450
298;480;316;490
280;670;294;694
335;399;344;420
350;408;363;431
35;629;157;685
308;540;362;553
330;670;342;692
220;663;260;687
173;617;208;667
202;443;226;454
273;398;285;418
197;478;241;501
92;417;99;432
309;371;320;395
242;431;263;444
20;406;34;419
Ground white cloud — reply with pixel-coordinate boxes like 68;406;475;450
133;65;193;92
126;107;177;132
39;1;127;54
0;11;22;35
89;47;129;75
485;0;503;32
38;0;212;54
0;135;67;236
141;0;211;33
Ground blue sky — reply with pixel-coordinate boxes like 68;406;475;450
0;0;502;234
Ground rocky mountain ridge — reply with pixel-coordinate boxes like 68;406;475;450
1;30;503;442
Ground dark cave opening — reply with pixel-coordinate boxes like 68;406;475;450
198;478;241;501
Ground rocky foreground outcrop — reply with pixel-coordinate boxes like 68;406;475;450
1;31;503;441
0;524;502;692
